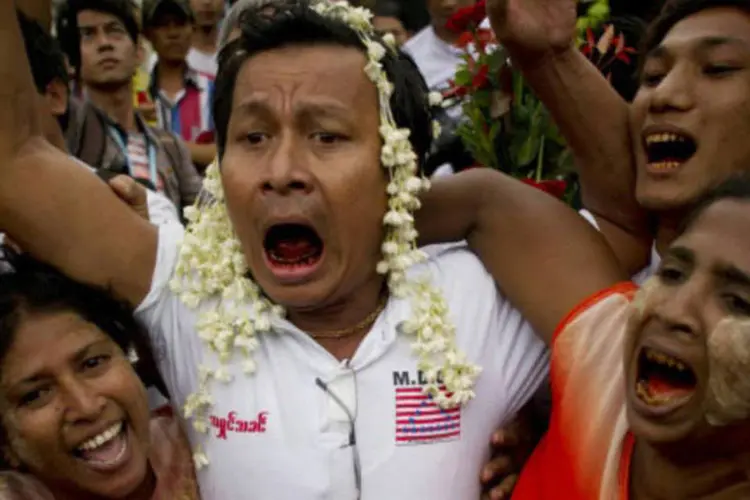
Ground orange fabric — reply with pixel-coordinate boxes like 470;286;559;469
513;283;638;500
552;282;637;343
618;433;635;499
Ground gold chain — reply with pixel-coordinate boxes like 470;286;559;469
308;295;388;340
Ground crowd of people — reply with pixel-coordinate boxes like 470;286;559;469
0;0;749;498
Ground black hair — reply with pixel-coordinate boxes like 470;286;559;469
641;0;750;59
680;174;750;234
212;0;433;171
373;0;402;19
0;246;167;397
16;11;69;95
55;0;140;72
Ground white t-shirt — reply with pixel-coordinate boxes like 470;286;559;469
579;209;661;283
187;48;218;79
136;227;549;499
403;26;464;93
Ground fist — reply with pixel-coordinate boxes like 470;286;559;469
487;0;577;61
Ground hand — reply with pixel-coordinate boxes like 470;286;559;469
108;175;150;222
487;0;577;61
480;413;539;499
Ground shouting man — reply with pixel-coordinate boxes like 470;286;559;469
0;0;618;498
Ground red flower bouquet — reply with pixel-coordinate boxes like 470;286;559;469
444;1;636;203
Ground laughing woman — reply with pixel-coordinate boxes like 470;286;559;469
0;249;198;500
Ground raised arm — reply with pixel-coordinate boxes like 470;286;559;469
416;169;625;344
0;0;157;306
487;0;652;275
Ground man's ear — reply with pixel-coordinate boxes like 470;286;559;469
44;78;69;117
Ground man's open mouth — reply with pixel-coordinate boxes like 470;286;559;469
263;223;324;277
644;132;697;171
635;346;697;408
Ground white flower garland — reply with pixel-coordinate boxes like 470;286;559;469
170;0;481;469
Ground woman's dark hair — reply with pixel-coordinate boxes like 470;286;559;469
0;246;167;397
680;174;750;234
212;0;433;172
641;0;750;60
56;0;140;72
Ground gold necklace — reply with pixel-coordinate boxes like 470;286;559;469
308;295;388;340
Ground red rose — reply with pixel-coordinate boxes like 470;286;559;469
521;179;568;199
446;0;487;34
445;80;470;99
472;64;490;90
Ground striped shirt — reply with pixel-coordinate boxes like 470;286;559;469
126;132;165;192
150;67;215;143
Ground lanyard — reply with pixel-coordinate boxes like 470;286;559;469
108;127;159;188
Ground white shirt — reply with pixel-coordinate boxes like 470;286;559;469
187;48;218;79
403;26;464;93
136;227;549;499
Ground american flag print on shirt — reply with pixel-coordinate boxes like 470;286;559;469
395;386;461;445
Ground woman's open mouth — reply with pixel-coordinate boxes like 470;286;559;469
643;131;698;173
72;420;131;473
263;223;324;283
635;346;697;413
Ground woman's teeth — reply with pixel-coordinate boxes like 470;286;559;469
77;422;123;452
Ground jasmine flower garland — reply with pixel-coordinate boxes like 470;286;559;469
170;0;481;469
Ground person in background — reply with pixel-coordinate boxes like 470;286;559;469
403;0;476;93
17;7;181;230
0;249;198;500
372;0;410;47
59;0;202;212
187;0;225;78
143;0;216;171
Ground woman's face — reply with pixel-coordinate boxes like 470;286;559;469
0;311;152;498
624;198;750;449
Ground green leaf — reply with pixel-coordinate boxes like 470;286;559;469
516;133;540;167
454;68;473;88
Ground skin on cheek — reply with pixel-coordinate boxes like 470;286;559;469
1;410;48;469
703;317;750;427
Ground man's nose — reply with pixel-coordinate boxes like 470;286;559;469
261;136;313;196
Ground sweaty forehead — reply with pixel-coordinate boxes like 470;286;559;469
677;199;750;271
231;44;378;117
661;8;750;50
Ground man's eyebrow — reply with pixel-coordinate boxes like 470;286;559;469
648;35;750;59
715;263;750;288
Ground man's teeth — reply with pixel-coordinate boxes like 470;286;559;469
77;422;123;452
644;347;687;371
645;133;688;144
649;161;680;170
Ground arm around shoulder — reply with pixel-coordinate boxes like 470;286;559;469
419;169;626;344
